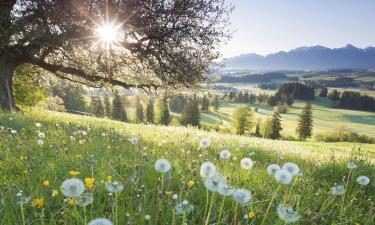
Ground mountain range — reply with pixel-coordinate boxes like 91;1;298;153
222;45;375;70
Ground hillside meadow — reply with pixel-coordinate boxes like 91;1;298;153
0;109;374;225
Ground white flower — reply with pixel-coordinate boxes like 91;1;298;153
79;139;86;145
70;136;76;141
356;176;370;186
105;181;124;193
347;162;357;169
204;173;226;192
219;150;231;159
200;161;216;178
144;215;151;220
101;133;106;137
10;129;17;134
175;202;195;215
331;185;346;196
88;218;113;225
282;163;300;176
172;194;178;200
233;189;251;204
76;192;94;207
35;123;41;127
130;136;139;145
277;203;301;224
275;170;292;185
267;164;281;176
154;159;171;173
240;158;254;170
37;139;44;145
217;182;234;196
38;132;45;139
61;178;85;197
199;138;211;148
17;196;31;206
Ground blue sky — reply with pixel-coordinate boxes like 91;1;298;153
220;0;375;58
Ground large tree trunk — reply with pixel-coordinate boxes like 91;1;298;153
0;63;15;112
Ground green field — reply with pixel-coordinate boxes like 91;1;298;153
0;110;374;224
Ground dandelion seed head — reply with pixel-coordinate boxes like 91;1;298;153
60;178;85;198
282;163;300;176
277;203;301;224
199;138;211;148
347;162;357;169
200;161;216;178
240;158;254;170
154;159;171;173
356;176;370;186
219;150;231;159
105;181;124;193
204;172;226;192
331;185;346;196
275;170;292;185
88;218;113;225
267;164;281;176
233;189;251;204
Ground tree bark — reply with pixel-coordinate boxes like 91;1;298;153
0;63;15;112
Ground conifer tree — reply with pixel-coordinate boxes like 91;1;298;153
180;97;200;126
155;95;170;125
296;102;313;140
201;95;209;111
269;111;282;139
103;95;111;118
146;99;155;124
211;95;220;111
135;97;144;123
112;93;127;122
91;96;104;117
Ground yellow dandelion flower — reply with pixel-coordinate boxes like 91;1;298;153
43;180;50;188
106;176;112;183
165;191;173;196
68;198;76;206
22;169;29;175
69;170;80;176
52;190;59;197
85;177;95;190
248;211;255;219
19;156;25;161
31;198;44;209
187;180;195;188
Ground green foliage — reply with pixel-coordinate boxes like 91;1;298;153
328;89;341;102
274;103;288;114
52;82;87;112
180;97;200;126
112;93;127;122
296;102;313;140
103;95;112;118
269;111;282;139
36;96;66;112
201;95;209;111
169;95;186;113
232;106;253;135
210;95;220;111
169;118;181;126
315;127;375;144
155;95;170;125
90;96;105;117
319;87;328;97
146;99;155;124
135;98;144;123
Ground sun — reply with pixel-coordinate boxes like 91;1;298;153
95;22;122;46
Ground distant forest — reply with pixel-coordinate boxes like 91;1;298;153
216;72;288;83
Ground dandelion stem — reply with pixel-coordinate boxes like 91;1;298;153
217;196;226;224
204;192;215;225
339;169;352;221
20;205;25;225
115;192;118;225
230;203;238;225
203;189;209;219
83;206;87;224
261;184;282;225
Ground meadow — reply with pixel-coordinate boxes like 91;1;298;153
0;109;374;225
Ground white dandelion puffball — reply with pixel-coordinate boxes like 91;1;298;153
219;150;231;159
35;123;41;127
10;129;17;134
277;203;301;224
233;189;251;204
37;139;44;145
200;161;216;178
38;132;45;139
154;159;171;173
175;202;195;215
88;218;113;225
275;170;292;185
347;162;357;169
144;215;151;220
79;139;86;145
105;181;124;193
199;138;211;148
130;136;139;145
61;178;85;197
282;163;300;176
76;192;94;207
218;182;234;196
204;173;226;192
267;164;281;176
356;176;370;186
240;158;254;170
331;185;346;196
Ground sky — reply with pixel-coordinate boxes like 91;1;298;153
220;0;375;58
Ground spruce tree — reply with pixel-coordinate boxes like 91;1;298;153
232;106;253;135
269;111;282;139
201;95;209;111
211;95;220;111
135;97;144;123
91;96;104;117
112;93;127;122
155;95;170;125
296;102;313;140
146;99;154;124
103;95;112;118
180;97;200;126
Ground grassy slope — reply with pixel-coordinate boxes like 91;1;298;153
0;110;374;224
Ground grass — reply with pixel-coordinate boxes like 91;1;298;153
0;109;374;224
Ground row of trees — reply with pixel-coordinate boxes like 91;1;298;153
326;90;375;112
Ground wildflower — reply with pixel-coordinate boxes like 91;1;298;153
154;159;171;173
175;201;195;215
106;176;113;183
165;191;173;196
31;198;44;209
200;161;216;178
67;198;76;206
52;190;59;197
84;177;95;190
38;132;45;139
218;182;234;196
105;181;124;193
277;203;301;224
282;163;300;176
219;150;231;159
199;138;211;148
77;192;93;207
130;136;139;145
331;185;346;196
37;139;44;145
88;218;113;225
248;211;256;219
22;169;29;176
144;215;151;220
35;123;41;127
240;158;254;170
204;173;226;192
187;180;195;188
347;162;357;169
172;194;178;200
43;180;50;188
233;189;251;204
267;164;281;176
79;139;86;145
70;136;75;141
356;176;370;186
10;129;17;134
69;170;80;176
275;170;292;185
61;178;85;197
17;196;31;206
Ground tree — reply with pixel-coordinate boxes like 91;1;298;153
103;95;112;118
232;106;253;135
170;95;186;113
328;89;341;103
254;119;262;137
201;95;209;111
155;95;170;125
319;87;328;97
63;86;87;112
296;102;313;140
180;98;200;126
210;95;220;111
91;96;105;117
112;93;127;122
146;99;154;124
135;97;144;123
0;1;231;112
269;111;282;139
